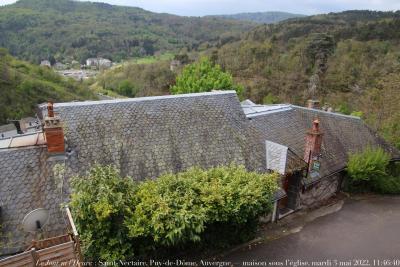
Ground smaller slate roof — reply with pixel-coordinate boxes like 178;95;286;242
245;102;400;184
242;103;292;118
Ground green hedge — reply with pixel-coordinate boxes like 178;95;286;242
70;165;278;261
346;147;400;194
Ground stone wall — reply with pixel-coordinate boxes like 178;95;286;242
299;173;343;209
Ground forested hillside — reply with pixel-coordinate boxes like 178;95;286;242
211;10;400;148
0;0;254;63
210;11;306;24
95;10;400;148
93;60;175;98
0;48;96;124
1;4;399;148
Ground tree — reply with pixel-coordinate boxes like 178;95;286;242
48;55;56;66
0;48;10;83
170;57;243;95
117;79;138;97
359;74;400;149
174;53;190;64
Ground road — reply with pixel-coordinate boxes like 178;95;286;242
223;196;400;266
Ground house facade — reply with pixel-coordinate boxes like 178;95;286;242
86;58;112;69
40;60;51;67
242;100;399;218
0;91;398;257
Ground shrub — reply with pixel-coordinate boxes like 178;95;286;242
350;111;363;118
346;147;400;194
70;165;278;261
262;93;280;104
117;79;138;97
126;166;278;248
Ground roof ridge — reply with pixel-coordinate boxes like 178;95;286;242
246;107;293;118
46;91;238;108
290;105;362;120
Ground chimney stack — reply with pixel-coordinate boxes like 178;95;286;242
304;118;323;170
307;100;320;109
47;101;55;117
44;101;65;153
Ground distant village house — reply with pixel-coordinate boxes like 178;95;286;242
40;60;51;67
0;117;40;140
0;124;17;139
86;57;112;69
54;62;67;70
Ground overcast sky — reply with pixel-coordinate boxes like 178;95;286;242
1;0;400;16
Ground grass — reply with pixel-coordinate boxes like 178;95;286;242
124;52;174;65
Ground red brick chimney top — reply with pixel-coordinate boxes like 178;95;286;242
311;119;320;132
304;118;323;165
44;101;64;154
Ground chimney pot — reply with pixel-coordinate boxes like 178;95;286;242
304;118;323;170
47;101;54;117
312;119;320;132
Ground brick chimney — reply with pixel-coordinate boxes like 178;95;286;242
307;100;320;109
304;119;323;170
44;101;65;153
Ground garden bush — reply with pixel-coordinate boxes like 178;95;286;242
70;165;278;261
346;147;400;194
69;166;138;261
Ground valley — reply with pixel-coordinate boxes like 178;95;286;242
0;0;400;264
0;1;399;149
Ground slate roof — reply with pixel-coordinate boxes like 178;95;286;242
0;124;16;133
41;91;267;180
242;103;307;173
0;147;67;256
247;103;400;185
0;91;268;255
